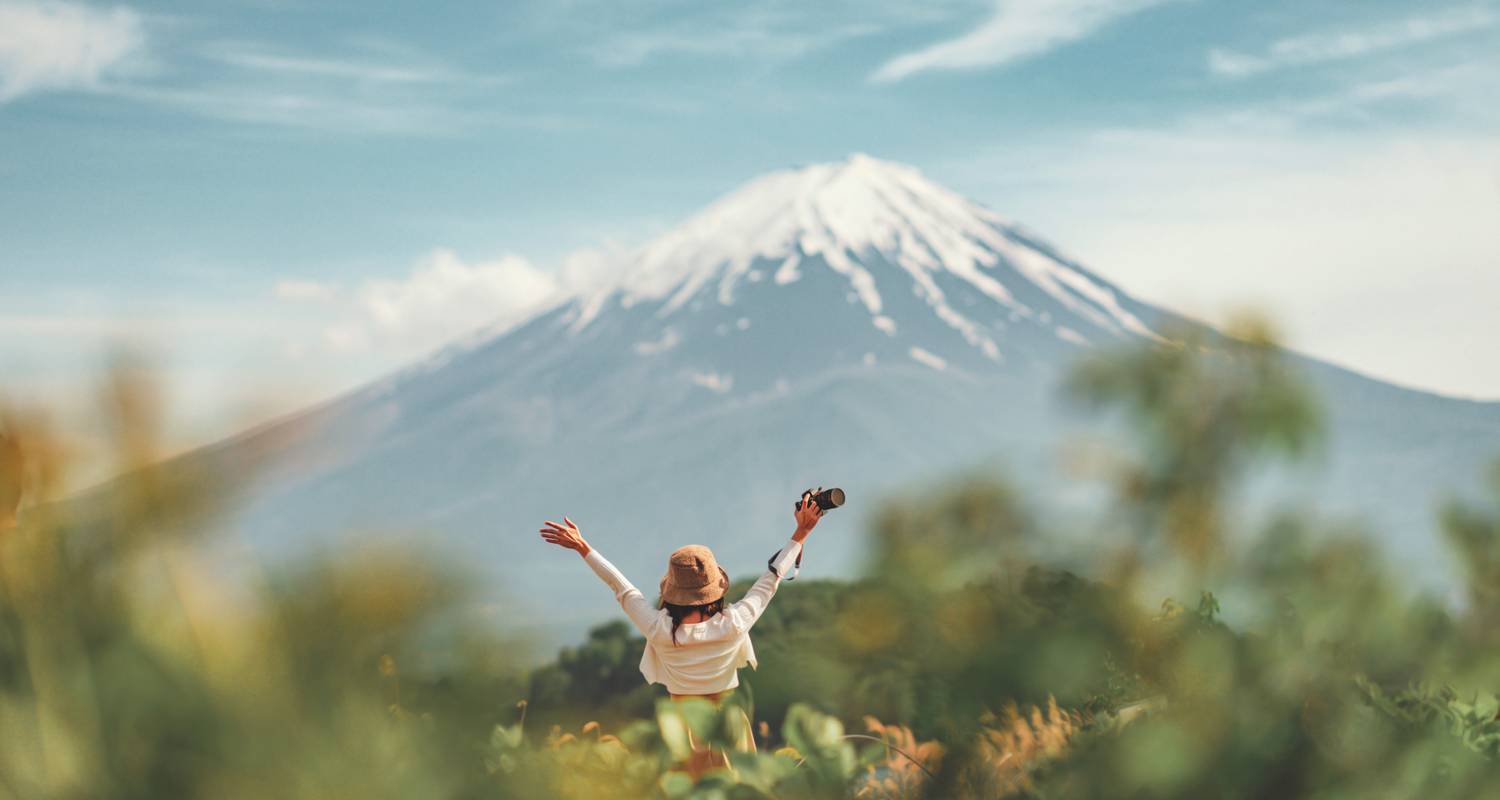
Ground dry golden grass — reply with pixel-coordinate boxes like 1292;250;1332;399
856;699;1081;799
960;696;1081;798
855;716;944;799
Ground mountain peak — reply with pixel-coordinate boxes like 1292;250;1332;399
642;154;1006;278
587;155;1007;311
571;155;1155;354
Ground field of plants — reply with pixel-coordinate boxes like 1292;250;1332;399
3;319;1499;798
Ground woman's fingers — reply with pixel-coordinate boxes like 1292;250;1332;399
541;517;583;551
541;518;579;535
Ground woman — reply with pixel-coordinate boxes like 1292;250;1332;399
538;491;824;759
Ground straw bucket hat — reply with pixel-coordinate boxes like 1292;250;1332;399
659;544;730;606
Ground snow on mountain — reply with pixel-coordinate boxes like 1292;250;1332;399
570;154;1154;367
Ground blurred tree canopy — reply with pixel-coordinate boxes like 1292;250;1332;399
1065;317;1321;574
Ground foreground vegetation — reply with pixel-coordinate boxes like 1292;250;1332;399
3;319;1500;798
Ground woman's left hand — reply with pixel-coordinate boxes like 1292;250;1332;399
540;517;591;557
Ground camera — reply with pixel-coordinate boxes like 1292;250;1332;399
796;487;845;512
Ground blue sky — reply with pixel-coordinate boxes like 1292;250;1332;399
2;0;1498;455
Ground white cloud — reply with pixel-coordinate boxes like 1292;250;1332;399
321;324;365;355
353;248;562;351
557;243;626;291
1208;6;1497;78
0;0;145;102
277;248;593;360
871;0;1167;83
687;370;733;393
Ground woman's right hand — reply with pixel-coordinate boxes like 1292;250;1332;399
793;489;823;541
540;517;591;557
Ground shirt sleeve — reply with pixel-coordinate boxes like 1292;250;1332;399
726;538;803;633
584;549;659;636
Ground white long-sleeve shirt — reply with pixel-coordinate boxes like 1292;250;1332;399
583;538;804;695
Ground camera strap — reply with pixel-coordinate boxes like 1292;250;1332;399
767;547;803;581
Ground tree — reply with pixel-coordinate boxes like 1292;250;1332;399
1066;316;1321;576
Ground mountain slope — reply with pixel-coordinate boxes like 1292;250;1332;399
201;155;1497;641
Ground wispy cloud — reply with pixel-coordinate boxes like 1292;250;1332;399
215;51;451;84
574;0;967;69
0;0;146;102
207;42;507;87
584;3;881;68
1189;57;1500;133
592;23;877;68
1208;6;1497;78
106;40;519;135
111;82;479;136
871;0;1168;83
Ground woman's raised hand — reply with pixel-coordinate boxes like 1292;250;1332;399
540;516;591;557
793;489;823;541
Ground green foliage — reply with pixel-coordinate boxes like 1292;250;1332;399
5;320;1500;798
1359;679;1500;759
0;377;528;798
527;619;656;729
1441;461;1500;645
781;704;857;789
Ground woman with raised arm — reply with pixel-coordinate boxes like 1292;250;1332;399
538;490;824;763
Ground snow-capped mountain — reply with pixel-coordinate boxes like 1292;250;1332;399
199;155;1498;643
574;154;1153;353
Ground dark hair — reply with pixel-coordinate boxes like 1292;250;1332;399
661;598;725;645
